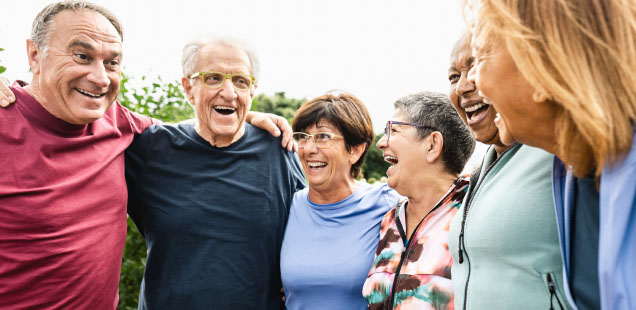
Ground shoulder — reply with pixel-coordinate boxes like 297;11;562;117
133;123;196;149
291;188;310;208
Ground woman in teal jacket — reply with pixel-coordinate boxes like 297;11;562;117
447;33;569;309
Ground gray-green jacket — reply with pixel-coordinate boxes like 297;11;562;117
448;144;570;309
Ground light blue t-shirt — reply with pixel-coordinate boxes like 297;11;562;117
280;182;400;310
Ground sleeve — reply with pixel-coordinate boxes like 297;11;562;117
281;151;306;214
124;131;150;237
117;101;155;135
288;152;306;193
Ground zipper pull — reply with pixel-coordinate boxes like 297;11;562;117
546;274;564;310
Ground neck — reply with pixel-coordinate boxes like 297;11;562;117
403;172;457;219
195;122;245;148
24;81;66;123
308;177;359;204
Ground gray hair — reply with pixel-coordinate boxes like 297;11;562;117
30;1;123;57
394;91;475;175
181;37;260;82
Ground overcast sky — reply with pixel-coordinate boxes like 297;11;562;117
0;0;468;129
0;1;486;168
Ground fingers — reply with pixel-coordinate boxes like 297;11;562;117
0;77;15;107
276;117;294;152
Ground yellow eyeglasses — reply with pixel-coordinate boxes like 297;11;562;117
189;71;255;91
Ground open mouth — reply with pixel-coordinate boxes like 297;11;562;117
384;155;398;165
76;88;105;98
213;106;236;115
465;102;490;122
307;161;327;169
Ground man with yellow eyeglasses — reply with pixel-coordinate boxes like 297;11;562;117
124;37;306;309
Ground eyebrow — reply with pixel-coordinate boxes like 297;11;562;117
67;39;121;58
68;39;93;50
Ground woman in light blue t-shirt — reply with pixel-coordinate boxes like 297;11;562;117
280;92;400;310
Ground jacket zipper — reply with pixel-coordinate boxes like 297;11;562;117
547;273;564;310
387;180;460;309
458;143;519;310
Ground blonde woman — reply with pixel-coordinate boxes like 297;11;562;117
464;0;636;308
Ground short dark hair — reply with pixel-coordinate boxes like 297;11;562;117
292;92;374;179
31;1;123;56
394;91;475;174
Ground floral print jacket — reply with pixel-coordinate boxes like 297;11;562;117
363;177;469;310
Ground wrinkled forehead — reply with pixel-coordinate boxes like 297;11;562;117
195;43;252;74
51;10;122;44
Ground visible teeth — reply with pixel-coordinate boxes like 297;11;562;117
76;88;102;98
384;156;398;164
465;103;487;113
308;161;327;168
214;106;236;111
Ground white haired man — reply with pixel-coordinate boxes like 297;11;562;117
124;37;305;309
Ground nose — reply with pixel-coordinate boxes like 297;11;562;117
376;134;388;149
456;71;476;97
87;62;110;88
467;64;477;86
219;78;238;101
303;137;320;153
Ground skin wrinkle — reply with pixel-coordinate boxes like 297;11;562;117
25;10;122;125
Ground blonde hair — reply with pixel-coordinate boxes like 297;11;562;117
466;0;636;177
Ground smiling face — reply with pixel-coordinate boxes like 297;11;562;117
470;34;558;149
298;120;358;193
375;111;430;194
448;36;502;146
27;10;122;125
183;43;254;147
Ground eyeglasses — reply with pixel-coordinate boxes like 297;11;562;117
292;132;343;149
383;120;437;145
189;71;255;91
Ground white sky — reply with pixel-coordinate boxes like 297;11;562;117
0;0;486;169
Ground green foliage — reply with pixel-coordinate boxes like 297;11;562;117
362;134;391;181
118;73;194;123
0;48;6;74
117;73;194;310
119;218;146;310
251;92;305;124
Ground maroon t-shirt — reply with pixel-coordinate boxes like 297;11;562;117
0;84;152;309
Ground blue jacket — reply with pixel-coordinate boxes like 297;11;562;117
552;134;636;310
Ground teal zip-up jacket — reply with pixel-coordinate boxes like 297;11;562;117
449;144;569;309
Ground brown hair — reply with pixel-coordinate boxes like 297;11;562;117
467;0;636;177
292;92;374;179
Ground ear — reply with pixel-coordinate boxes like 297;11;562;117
181;77;195;106
532;88;550;103
250;82;258;99
349;143;367;165
425;132;444;163
26;40;42;75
